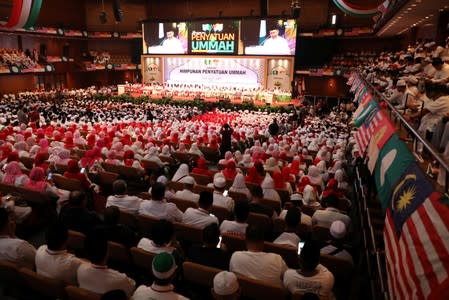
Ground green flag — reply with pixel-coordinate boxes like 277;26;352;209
374;134;415;210
353;100;378;128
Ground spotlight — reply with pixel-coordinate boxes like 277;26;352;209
99;11;107;24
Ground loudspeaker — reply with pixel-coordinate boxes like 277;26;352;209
40;44;47;57
113;0;123;22
292;6;301;18
260;0;268;17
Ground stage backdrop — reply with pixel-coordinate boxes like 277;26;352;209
142;55;294;91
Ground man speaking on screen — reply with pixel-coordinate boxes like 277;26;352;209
262;28;291;55
161;30;185;54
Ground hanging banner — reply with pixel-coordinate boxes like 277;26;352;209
266;58;292;91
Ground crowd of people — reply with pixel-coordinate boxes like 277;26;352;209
0;48;39;69
355;37;449;186
0;86;356;299
127;83;293;102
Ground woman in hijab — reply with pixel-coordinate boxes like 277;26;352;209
218;151;234;166
63;159;92;189
244;166;263;185
221;161;238;181
238;153;252;168
159;145;172;158
123;150;144;171
25;167;68;200
56;149;71;165
34;152;49;172
189;142;203;157
261;173;281;203
143;146;165;167
172;163;195;184
303;184;320;207
2;161;28;186
334;169;349;191
191;157;212;179
229;173;251;199
306;165;324;192
105;150;120;165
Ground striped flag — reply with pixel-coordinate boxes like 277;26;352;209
378;0;390;15
366;110;395;173
384;162;449;299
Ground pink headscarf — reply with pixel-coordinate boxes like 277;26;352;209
3;161;24;185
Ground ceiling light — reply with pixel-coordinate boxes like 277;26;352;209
411;4;416;6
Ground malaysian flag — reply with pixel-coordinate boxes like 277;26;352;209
354;105;384;155
383;162;449;299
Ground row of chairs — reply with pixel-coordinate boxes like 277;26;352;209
0;259;101;300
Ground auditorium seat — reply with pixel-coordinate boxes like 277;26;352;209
0;259;22;296
159;155;176;165
247;212;272;235
0;183;51;206
198;146;220;164
189;173;212;186
183;261;221;289
174;222;203;244
169;196;198;212
222;233;246;252
19;156;34;169
263;242;299;268
52;174;85;191
172;152;199;165
237;273;288;300
312;225;332;242
67;230;86;255
320;253;354;299
291;290;329;300
19;267;67;299
210;205;231;223
167;181;185;192
95;171;119;192
275;189;290;204
65;285;101;300
130;247;156;271
137;213;160;235
260;198;281;214
301;205;318;217
51;163;68;174
107;241;132;266
119;209;139;231
141;159;163;173
192;184;214;194
228;191;249;204
101;162;144;180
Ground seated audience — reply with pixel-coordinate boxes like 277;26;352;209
229;225;288;287
172;163;195;184
192;157;213;180
183;191;218;228
320;220;354;266
95;206;139;248
273;207;302;249
2;161;28;186
63;159;92;190
35;221;83;285
229;173;251;200
248;185;275;218
283;240;335;299
0;207;36;269
139;182;183;222
77;230;136;297
212;175;234;211
174;176;200;203
131;252;188;300
188;223;231;270
59;191;102;234
312;194;351;229
137;219;181;258
106;179;142;213
212;271;241;300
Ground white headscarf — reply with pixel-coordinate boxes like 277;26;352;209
172;163;190;182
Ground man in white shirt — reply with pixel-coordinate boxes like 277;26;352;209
106;180;142;213
161;30;185;54
220;201;249;238
229;225;288;287
174;176;200;203
284;240;335;299
212;176;234;211
312;195;351;230
139;182;183;222
183;191;218;229
132;252;188;300
320;221;354;266
274;207;301;249
35;221;83;285
0;207;36;269
431;57;449;85
77;230;136;297
262;29;291;55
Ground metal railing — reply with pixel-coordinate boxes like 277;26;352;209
359;75;449;192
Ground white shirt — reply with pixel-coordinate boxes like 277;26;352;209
283;265;335;299
229;251;288;287
77;263;136;298
132;283;189;300
182;208;218;229
320;245;354;266
161;38;185;54
106;195;142;213
35;245;83;285
263;37;291;55
175;189;200;203
138;200;183;222
0;236;36;269
137;238;175;254
279;209;313;227
273;232;300;249
419;95;449;132
432;63;449;84
219;220;248;237
312;208;351;229
213;191;234;211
